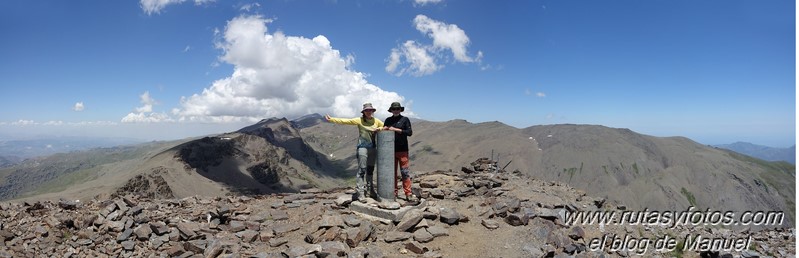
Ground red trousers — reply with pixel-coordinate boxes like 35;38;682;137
394;152;412;196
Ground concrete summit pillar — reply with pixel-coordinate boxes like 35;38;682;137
376;131;395;202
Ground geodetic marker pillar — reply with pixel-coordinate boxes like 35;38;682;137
376;130;395;202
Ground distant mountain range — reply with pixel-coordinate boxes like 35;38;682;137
0;114;793;228
0;136;142;160
714;142;795;164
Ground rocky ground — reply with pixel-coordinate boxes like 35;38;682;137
0;158;793;257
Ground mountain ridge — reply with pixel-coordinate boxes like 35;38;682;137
714;141;795;164
300;115;795;227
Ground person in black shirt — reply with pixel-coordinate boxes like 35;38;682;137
382;102;415;201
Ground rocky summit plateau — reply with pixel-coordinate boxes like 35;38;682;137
0;158;793;258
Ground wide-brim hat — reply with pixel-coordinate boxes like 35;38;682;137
361;103;377;113
388;102;405;112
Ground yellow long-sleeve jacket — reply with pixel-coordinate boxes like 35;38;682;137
327;116;384;148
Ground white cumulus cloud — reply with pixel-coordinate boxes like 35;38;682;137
536;92;546;97
414;0;443;6
73;102;84;111
122;91;174;123
140;0;216;15
135;91;157;113
386;15;481;76
11;120;35;126
239;3;260;12
414;15;474;63
172;15;410;122
386;41;440;77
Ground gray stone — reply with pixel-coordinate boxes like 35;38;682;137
107;220;125;232
482;219;500;229
305;228;326;244
269;238;288;247
177;222;197;240
395;210;424;232
422;211;438;220
505;213;529;226
569;226;585;240
228;220;246;232
150;221;169;235
285;244;322;257
184;240;206;254
384;231;412;243
133;224;152;241
335;195;353;207
284;193;315;203
426;226;449;237
413;229;434;243
414;219;430;230
346;223;374;248
272;223;301;235
319;241;349;257
507;198;521;213
564;243;577;254
319;215;345;229
455;187;475;197
270;210;289;221
419;181;439;188
59;200;78;210
378;201;401;210
204;239;224;258
429;189;445;199
237;230;259;243
439;207;461;225
344;216;361;227
121;240;135;251
536;208;566;223
319;226;341;242
116;228;133;242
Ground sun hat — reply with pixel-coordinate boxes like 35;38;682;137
387;102;405;112
361;103;377;113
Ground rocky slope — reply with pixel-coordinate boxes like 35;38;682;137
170;117;346;195
0;117;349;202
0;158;792;257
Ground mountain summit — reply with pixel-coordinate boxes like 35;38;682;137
302;119;796;227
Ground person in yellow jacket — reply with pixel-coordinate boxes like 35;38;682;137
325;103;384;202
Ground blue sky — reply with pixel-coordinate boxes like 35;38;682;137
0;0;794;147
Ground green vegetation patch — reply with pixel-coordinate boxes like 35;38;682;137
680;187;697;207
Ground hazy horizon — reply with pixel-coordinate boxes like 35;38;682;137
0;117;794;149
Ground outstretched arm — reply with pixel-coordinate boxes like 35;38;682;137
325;115;360;125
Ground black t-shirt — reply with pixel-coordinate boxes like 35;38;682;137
384;115;413;152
